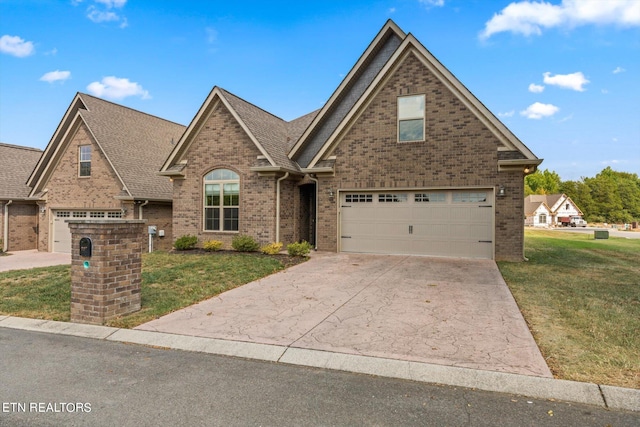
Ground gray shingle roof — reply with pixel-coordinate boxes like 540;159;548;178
0;143;42;199
220;89;318;172
78;94;185;200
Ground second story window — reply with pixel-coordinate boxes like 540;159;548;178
79;145;91;177
398;94;425;142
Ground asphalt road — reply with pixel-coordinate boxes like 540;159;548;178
1;329;638;426
548;226;640;239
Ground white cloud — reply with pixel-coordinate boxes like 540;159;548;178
86;76;150;100
528;83;545;93
87;7;119;23
95;0;127;7
419;0;445;7
613;66;626;74
543;71;589;91
40;70;71;83
0;35;35;57
498;110;515;118
520;102;559;119
480;0;640;39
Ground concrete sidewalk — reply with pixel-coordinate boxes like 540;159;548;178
0;250;70;272
1;315;638;412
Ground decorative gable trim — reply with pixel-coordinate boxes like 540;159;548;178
288;20;406;160
304;32;541;171
160;87;276;175
26;94;131;198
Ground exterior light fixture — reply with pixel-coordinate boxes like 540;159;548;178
497;185;506;197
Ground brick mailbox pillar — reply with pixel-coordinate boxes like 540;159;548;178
68;220;146;325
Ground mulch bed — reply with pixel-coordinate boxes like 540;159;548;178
169;249;308;269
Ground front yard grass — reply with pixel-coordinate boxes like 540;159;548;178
498;229;640;389
0;251;299;329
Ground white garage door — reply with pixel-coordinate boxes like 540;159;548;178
340;190;494;259
52;210;123;253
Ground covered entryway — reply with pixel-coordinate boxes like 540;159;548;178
340;190;494;259
52;210;124;253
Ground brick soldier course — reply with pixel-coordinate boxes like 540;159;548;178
68;220;145;325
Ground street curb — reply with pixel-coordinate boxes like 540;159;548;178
1;316;638;412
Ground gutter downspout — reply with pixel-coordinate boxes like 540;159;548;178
138;200;150;253
275;173;289;243
308;175;319;251
3;200;12;252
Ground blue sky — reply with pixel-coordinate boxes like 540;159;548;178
1;0;638;181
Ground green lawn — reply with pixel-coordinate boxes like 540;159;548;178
0;251;300;328
498;229;640;389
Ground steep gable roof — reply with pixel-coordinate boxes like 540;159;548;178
525;194;583;215
161;87;318;175
0;143;42;199
28;93;185;200
301;30;542;170
524;198;551;216
289;19;406;167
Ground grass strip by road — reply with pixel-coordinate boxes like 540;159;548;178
0;251;298;329
498;229;639;389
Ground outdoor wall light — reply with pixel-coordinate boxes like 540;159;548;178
497;185;506;197
327;189;335;198
40;206;47;213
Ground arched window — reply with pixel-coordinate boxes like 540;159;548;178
539;213;547;224
204;169;239;231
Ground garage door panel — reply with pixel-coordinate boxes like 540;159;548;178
341;190;494;259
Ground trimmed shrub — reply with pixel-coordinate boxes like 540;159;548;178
174;234;198;250
231;235;260;252
203;240;224;252
287;241;312;257
260;242;283;255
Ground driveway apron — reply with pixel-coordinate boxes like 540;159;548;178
136;253;552;378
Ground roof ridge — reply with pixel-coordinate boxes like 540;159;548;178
0;142;42;152
78;92;185;127
219;88;287;123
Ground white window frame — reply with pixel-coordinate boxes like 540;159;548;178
203;169;240;232
79;145;91;177
397;94;425;142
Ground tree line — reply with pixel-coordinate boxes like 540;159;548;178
525;167;640;224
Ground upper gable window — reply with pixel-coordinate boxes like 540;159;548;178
204;169;240;232
79;145;91;177
398;95;425;142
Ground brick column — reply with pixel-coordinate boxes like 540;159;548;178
68;220;146;325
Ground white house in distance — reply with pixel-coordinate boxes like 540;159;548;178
524;194;584;227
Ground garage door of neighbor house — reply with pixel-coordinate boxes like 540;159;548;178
340;190;494;259
52;210;124;253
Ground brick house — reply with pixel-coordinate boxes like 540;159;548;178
26;93;185;253
0;143;42;251
161;20;542;261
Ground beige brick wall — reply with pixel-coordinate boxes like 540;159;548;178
315;52;525;261
1;202;38;251
142;202;173;251
172;102;281;249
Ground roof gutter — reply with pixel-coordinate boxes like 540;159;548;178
138;200;149;220
275;173;289;243
3;200;12;252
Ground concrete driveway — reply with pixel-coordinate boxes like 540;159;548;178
137;253;552;378
0;250;70;272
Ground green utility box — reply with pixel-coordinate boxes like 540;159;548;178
594;230;609;240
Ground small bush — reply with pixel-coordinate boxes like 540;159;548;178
231;235;260;252
203;240;224;252
287;241;312;257
174;234;198;250
260;242;283;255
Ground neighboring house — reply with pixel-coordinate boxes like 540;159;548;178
524;194;584;227
26;93;185;253
524;197;552;227
0;143;43;251
161;20;542;261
